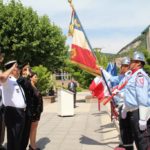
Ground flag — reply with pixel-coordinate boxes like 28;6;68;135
68;10;97;73
106;62;117;76
106;62;117;87
89;76;110;99
89;76;110;111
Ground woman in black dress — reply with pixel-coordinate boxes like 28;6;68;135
29;72;43;150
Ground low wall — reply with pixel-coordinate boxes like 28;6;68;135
43;96;56;103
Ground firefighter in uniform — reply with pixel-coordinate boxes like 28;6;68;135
101;57;133;150
120;51;150;150
113;58;134;150
1;60;26;150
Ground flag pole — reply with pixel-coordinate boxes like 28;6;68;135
68;0;118;119
68;0;115;94
101;70;118;119
68;0;96;58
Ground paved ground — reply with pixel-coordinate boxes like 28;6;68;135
36;91;120;150
4;91;120;150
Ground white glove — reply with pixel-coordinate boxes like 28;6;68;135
139;120;147;131
118;92;124;98
121;109;127;119
112;89;120;95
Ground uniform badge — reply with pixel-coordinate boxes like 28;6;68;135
136;74;144;87
16;88;20;93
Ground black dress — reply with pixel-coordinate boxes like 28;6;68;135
31;86;43;122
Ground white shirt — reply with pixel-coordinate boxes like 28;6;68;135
1;76;26;108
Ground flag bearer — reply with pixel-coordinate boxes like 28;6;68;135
120;51;150;150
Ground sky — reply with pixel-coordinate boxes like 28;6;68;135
4;0;150;54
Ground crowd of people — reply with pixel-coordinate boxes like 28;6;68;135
0;60;43;150
101;51;150;150
0;51;150;150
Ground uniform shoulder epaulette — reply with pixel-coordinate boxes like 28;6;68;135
137;72;143;77
126;70;132;75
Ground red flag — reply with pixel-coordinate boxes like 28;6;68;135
89;76;110;100
89;76;110;111
68;10;97;72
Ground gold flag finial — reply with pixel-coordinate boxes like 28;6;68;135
68;0;72;4
68;0;74;10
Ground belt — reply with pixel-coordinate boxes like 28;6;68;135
127;107;138;112
5;106;26;111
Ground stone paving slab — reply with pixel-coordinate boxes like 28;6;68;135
36;100;120;150
3;92;120;150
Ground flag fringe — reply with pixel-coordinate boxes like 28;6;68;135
71;60;100;76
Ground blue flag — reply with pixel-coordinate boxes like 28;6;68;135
106;62;117;76
106;62;117;87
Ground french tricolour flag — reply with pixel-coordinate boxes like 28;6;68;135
68;10;97;71
89;76;109;100
89;76;110;111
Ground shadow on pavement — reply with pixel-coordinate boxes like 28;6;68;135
92;110;108;116
37;137;50;150
76;99;86;103
80;135;119;145
95;128;116;133
100;122;115;129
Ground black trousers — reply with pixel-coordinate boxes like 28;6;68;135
0;106;5;147
73;93;76;108
5;106;25;150
120;109;150;150
119;106;134;150
20;112;32;150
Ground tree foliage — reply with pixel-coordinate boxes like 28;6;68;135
0;0;67;72
32;65;53;95
64;59;94;88
95;50;109;68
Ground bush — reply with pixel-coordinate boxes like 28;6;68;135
76;86;83;92
32;65;55;95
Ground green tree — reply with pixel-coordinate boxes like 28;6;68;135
64;59;94;88
32;65;53;95
0;0;67;72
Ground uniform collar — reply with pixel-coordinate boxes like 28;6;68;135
9;75;17;81
131;68;140;74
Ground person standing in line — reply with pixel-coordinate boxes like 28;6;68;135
1;60;26;150
29;72;43;150
0;82;5;150
120;51;150;150
112;58;134;150
17;63;35;150
101;57;133;150
68;78;77;108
